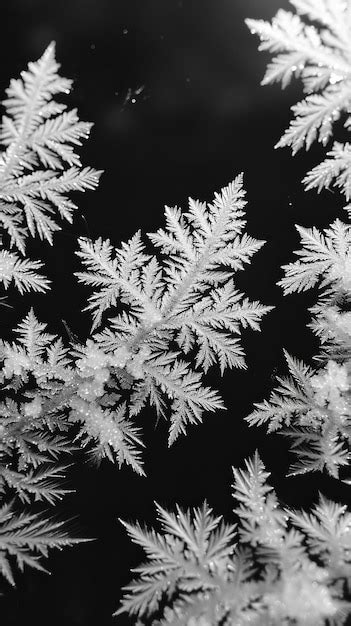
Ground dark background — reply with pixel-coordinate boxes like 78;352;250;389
0;0;350;624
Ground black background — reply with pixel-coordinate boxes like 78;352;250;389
0;1;350;624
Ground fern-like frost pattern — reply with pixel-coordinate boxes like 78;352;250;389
247;0;351;212
75;174;272;445
0;42;101;293
116;453;345;625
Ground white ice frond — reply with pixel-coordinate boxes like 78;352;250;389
144;357;225;445
245;351;316;431
117;454;340;623
115;500;236;619
246;350;351;479
0;42;101;251
75;176;271;444
0;500;85;586
0;464;73;506
232;451;272;513
289;492;351;567
284;428;350;478
9;308;56;362
0;308;74;387
278;219;351;295
247;1;351;201
0;249;50;294
75;232;154;332
69;399;145;476
303;141;351;209
276;86;350;154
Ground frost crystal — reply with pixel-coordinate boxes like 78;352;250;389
247;0;351;211
116;453;340;624
0;43;101;293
